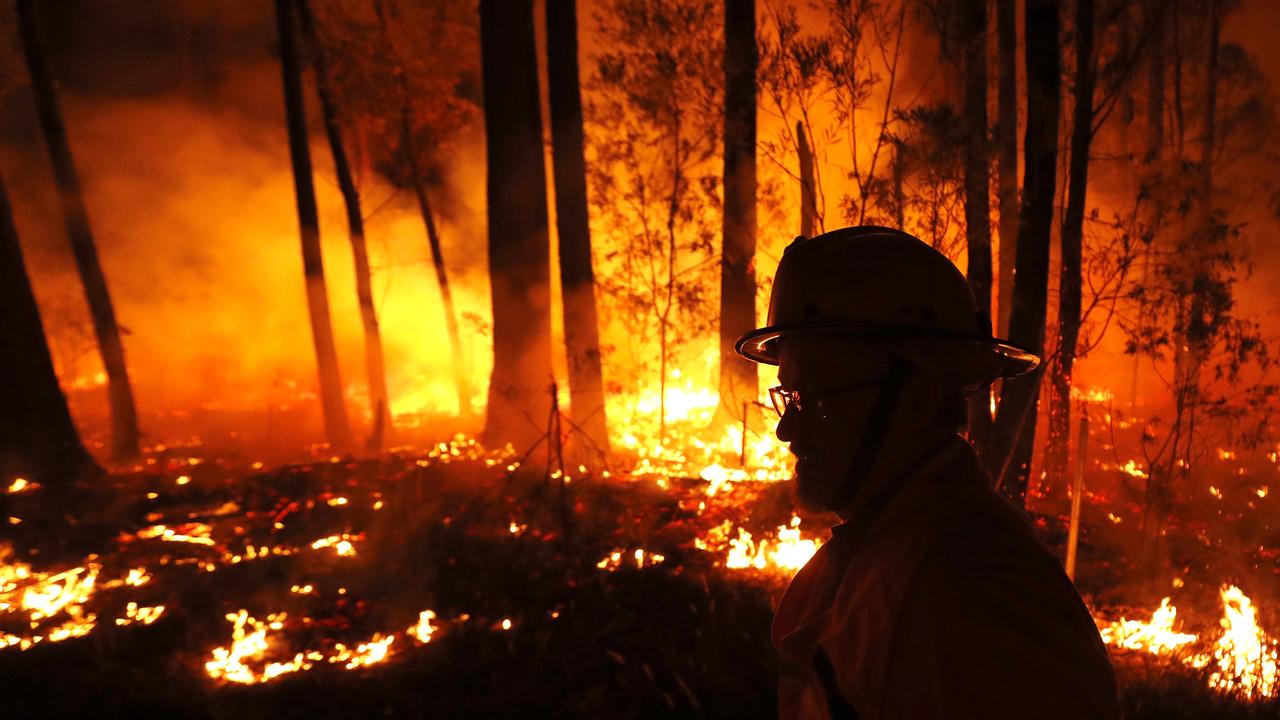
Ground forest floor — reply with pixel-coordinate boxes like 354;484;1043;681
0;440;1277;719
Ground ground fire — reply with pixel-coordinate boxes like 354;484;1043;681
2;0;1279;717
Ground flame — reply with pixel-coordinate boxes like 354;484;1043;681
720;516;821;572
1189;586;1279;699
115;602;166;627
1100;587;1279;699
1099;598;1199;654
595;548;667;571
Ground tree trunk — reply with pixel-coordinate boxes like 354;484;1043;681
798;120;817;238
995;0;1019;339
988;0;1061;507
1046;0;1096;493
411;174;473;418
961;0;994;456
479;0;554;450
1132;0;1166;414
17;0;140;460
297;0;391;450
276;0;353;453
546;0;609;454
0;173;99;487
718;0;759;420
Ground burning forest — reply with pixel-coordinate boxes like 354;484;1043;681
1;0;1279;717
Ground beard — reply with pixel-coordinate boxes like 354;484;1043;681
792;452;864;513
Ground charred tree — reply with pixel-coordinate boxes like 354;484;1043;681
479;0;554;449
995;0;1019;338
0;173;99;487
546;0;609;453
1045;0;1097;491
276;0;354;453
297;0;391;450
371;0;473;420
718;0;759;422
17;0;140;460
961;0;994;455
988;0;1061;506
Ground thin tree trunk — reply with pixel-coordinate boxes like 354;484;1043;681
479;0;554;449
1132;0;1166;413
17;0;140;460
1046;0;1096;492
798;120;817;238
547;0;609;453
962;0;994;456
297;0;391;450
995;0;1019;338
370;0;473;421
0;173;99;487
718;0;759;420
988;0;1061;507
275;0;353;452
411;173;473;418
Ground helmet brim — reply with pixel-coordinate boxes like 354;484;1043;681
734;322;1040;382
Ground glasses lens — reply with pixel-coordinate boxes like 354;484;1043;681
769;387;788;417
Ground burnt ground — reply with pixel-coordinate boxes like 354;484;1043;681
0;453;1277;719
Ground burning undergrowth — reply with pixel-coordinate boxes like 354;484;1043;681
0;414;1277;718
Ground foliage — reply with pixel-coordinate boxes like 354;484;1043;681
585;0;723;408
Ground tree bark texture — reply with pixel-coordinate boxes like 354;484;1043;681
276;0;353;453
718;0;759;417
1046;0;1096;491
995;0;1019;338
297;0;391;450
0;173;99;486
546;0;610;453
479;0;554;449
17;0;140;460
962;0;994;456
988;0;1061;506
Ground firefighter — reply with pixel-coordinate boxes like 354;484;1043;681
736;226;1120;719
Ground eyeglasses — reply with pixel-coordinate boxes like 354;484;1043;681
768;377;890;419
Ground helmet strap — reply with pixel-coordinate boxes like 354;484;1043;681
829;358;912;512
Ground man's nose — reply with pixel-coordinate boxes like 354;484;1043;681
776;404;800;442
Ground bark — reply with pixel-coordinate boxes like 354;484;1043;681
0;173;99;487
276;0;353;452
1046;0;1096;492
479;0;554;449
546;0;609;453
961;0;994;456
718;0;759;419
17;0;140;460
988;0;1061;507
798;120;817;238
297;0;391;450
995;0;1019;338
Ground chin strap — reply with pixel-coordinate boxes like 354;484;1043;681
828;359;912;512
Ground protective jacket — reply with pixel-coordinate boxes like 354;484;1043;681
773;436;1120;719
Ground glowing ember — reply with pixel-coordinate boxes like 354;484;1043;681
6;477;33;493
310;534;358;556
595;548;667;571
408;610;437;643
134;523;216;546
115;602;165;626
